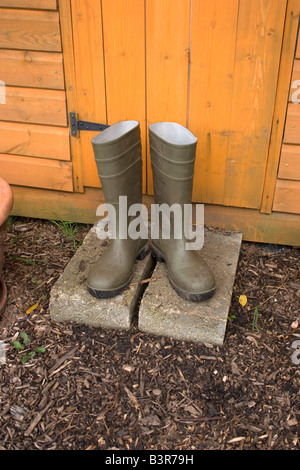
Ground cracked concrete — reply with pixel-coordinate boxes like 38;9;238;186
50;223;242;345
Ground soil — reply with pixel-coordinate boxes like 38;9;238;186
0;217;299;451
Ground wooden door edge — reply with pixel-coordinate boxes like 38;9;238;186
58;0;84;193
260;0;300;214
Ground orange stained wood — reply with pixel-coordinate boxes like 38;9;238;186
69;0;106;189
58;0;84;192
0;8;61;51
0;0;57;9
0;121;70;160
204;0;285;209
296;29;300;58
146;0;191;194
0;86;67;126
260;0;300;214
277;144;300;180
0;154;73;192
273;179;300;214
290;59;300;102
0;50;64;90
102;0;147;192
189;0;239;205
228;0;286;209
284;103;300;144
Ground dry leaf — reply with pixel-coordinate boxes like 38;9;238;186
26;301;39;315
239;295;247;307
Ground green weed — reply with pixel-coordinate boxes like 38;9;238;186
13;332;46;364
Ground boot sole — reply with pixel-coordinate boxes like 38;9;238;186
87;243;150;299
151;245;216;302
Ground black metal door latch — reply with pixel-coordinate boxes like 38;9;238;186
70;112;109;137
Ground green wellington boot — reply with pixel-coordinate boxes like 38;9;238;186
149;122;216;302
87;121;148;298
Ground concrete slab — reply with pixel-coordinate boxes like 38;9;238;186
139;230;242;346
49;223;155;330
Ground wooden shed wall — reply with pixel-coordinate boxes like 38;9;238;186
0;0;300;246
273;30;300;215
0;0;73;192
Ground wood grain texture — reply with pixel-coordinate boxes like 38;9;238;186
0;121;70;160
273;179;300;214
223;0;287;209
0;154;73;191
146;0;191;194
0;86;67;126
290;59;300;102
0;9;61;51
260;0;300;213
102;0;146;192
296;27;300;58
190;0;287;209
58;0;83;192
277;144;300;180
0;49;64;89
284;102;300;143
189;0;239;205
70;0;106;189
0;1;57;9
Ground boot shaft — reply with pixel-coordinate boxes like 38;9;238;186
92;120;143;206
149;122;197;206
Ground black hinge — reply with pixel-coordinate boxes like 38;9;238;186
70;112;109;137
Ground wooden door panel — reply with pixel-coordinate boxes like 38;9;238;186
65;0;288;210
146;0;191;194
190;0;287;209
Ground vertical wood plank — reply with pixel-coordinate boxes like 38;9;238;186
189;0;239;204
296;26;300;58
59;0;83;191
69;0;107;189
225;0;287;209
261;0;300;213
102;0;146;193
146;0;191;194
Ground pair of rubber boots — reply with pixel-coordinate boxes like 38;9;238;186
87;121;216;302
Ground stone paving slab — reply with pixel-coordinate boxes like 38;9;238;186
49;223;155;330
139;230;242;346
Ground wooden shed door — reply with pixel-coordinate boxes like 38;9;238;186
64;0;288;210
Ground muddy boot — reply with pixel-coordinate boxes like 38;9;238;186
149;122;215;301
87;121;148;298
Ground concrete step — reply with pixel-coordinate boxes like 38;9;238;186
50;224;242;345
139;230;242;346
49;224;155;330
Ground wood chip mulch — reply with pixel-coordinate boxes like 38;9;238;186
0;217;299;450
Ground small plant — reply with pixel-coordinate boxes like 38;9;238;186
49;211;79;249
252;306;260;333
13;332;46;364
7;215;18;230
